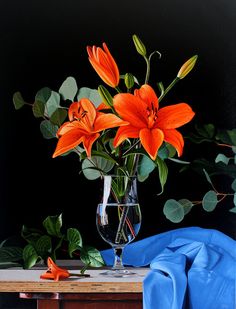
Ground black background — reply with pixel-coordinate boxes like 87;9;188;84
0;0;236;254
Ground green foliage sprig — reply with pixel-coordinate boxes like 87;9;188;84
0;214;104;270
163;123;236;222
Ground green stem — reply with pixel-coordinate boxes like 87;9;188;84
144;56;151;84
159;77;179;102
115;86;122;93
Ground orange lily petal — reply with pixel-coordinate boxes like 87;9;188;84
97;102;111;111
94;113;128;132
163;129;184;156
88;58;116;87
83;133;100;157
113;93;147;128
52;130;84;158
139;128;164;161
113;125;140;147
134;84;159;110
156;103;195;129
102;43;119;85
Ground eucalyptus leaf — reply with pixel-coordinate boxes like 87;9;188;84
231;179;236;192
45;91;61;117
215;154;230;165
203;169;213;187
229;206;236;213
137;155;156;182
35;87;52;103
82;156;114;180
33;100;45;118
216;128;236;146
43;214;63;237
23;244;39;269
77;87;102;107
50;108;68;126
0;247;23;263
59;76;78;101
234;193;236;206
178;199;193;215
13;92;26;110
163;199;184;223
40;120;58;139
202;190;218;212
80;246;105;267
195;123;215;138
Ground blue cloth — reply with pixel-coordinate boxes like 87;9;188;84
101;227;236;309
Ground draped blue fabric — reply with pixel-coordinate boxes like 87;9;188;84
101;227;236;309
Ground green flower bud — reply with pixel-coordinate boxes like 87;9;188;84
177;55;198;79
124;73;135;89
98;85;113;107
132;34;147;57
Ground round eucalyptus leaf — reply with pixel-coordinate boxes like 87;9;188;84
82;156;114;180
215;153;230;165
35;87;51;103
202;190;218;212
40;120;58;139
231;179;236;192
50;108;68;126
178;199;193;215
45;91;61;117
163;199;184;223
59;76;78;101
13;92;26;110
33;100;45;118
77;87;102;107
137;155;156;182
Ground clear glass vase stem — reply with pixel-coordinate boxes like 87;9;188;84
112;247;125;270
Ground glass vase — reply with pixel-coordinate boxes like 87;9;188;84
96;175;141;277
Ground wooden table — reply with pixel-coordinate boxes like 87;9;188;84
0;261;149;309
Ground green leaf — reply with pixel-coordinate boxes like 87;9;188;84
0;247;23;263
203;169;214;187
21;225;43;244
40;120;58;139
13;92;26;110
67;228;83;258
231;179;236;192
158;144;169;160
234;193;236;206
178;199;193;215
35;87;52;104
82;156;114;180
23;244;39;269
202;190;218;212
157;82;164;97
137;155;156;182
77;87;102;108
120;74;140;85
215;153;230;165
45;91;61;117
32;100;45;118
35;235;52;258
216;128;236;146
195;123;215;138
80;246;105;267
59;76;78;101
229;205;236;213
50;108;68;126
155;157;168;194
43;214;63;237
163;199;184;223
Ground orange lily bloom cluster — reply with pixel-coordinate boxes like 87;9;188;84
87;43;119;88
113;84;195;160
40;257;70;281
52;98;128;158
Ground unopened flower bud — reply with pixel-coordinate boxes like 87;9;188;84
132;34;146;56
98;85;113;107
124;73;135;89
177;55;198;79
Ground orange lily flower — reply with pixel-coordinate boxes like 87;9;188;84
52;98;128;158
40;257;70;281
113;84;195;160
87;43;120;88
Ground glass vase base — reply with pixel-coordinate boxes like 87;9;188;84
100;269;136;277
